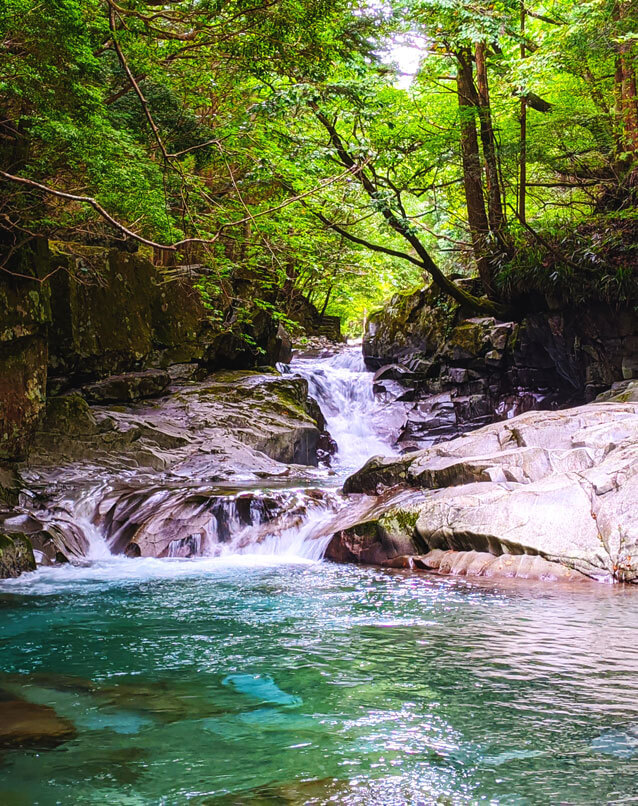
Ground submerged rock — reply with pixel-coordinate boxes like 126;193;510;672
221;674;301;707
335;400;638;583
0;693;76;749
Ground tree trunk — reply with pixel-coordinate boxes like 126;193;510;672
620;47;638;157
518;2;527;223
475;42;506;244
313;106;512;319
456;48;493;296
319;284;333;319
613;1;638;181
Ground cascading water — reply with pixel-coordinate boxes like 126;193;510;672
286;346;400;472
8;355;638;806
28;345;397;565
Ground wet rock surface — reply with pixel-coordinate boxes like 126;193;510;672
0;693;76;749
81;369;171;404
401;549;591;582
364;284;638;447
1;368;335;561
334;400;638;583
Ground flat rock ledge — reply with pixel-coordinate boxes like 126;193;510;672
328;395;638;583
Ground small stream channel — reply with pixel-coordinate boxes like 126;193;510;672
2;347;638;804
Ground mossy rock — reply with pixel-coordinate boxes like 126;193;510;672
0;335;48;461
0;237;52;343
41;394;97;436
363;284;459;366
0;532;36;579
325;504;424;565
0;465;21;507
596;380;638;403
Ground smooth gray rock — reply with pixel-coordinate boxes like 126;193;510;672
337;400;638;582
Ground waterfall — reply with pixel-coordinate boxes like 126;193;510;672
286;346;398;472
33;345;396;566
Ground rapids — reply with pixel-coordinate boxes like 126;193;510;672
30;345;402;563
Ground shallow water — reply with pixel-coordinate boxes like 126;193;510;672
2;558;638;805
3;347;638;803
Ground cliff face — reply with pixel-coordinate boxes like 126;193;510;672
0;241;290;467
0;239;51;463
363;284;638;448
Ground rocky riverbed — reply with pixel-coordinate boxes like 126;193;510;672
1;343;637;587
328;381;638;583
0;364;344;571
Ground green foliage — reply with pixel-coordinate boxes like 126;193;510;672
495;212;638;307
1;0;636;337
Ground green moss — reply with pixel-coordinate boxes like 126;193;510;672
381;507;420;535
0;533;36;579
42;395;97;436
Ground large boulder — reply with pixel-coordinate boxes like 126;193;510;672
334;400;638;583
325;499;426;565
47;246;294;389
18;368;333;561
363;284;454;370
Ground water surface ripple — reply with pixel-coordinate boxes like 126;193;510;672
2;559;638;804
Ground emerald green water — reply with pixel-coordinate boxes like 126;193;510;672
1;557;638;804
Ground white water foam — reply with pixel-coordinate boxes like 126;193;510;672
0;552;321;595
288;346;397;472
11;347;394;573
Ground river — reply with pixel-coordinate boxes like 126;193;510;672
1;348;638;804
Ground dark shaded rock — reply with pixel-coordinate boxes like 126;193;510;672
363;280;638;445
325;504;424;565
343;455;413;494
0;465;20;507
373;364;413;383
48;248;157;381
0;532;36;578
274;324;293;364
0;237;52;344
47;247;291;389
0;695;76;749
0;336;48;461
363;284;454;370
82;369;171;404
0;238;51;461
40;394;98;436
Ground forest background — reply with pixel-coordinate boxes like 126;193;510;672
1;0;636;337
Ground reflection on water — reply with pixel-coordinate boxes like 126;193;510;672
2;560;638;804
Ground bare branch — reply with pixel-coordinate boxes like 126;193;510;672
0;166;364;252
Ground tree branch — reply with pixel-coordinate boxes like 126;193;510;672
0;166;363;252
311;106;512;318
308;207;426;269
